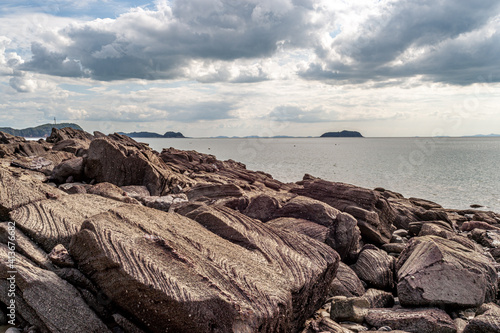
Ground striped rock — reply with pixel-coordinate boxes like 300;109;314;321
70;204;339;333
366;308;456;333
10;194;123;251
463;303;500;333
328;262;365;298
351;245;395;291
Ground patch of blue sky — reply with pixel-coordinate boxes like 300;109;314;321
59;83;94;94
329;25;342;39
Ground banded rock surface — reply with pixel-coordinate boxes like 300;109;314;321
70;204;340;333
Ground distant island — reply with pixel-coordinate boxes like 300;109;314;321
321;130;363;138
120;131;185;138
0;123;83;137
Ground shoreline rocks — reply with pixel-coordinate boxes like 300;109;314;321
1;127;500;333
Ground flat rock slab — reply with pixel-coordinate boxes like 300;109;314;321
70;204;339;333
397;235;498;308
365;308;456;333
11;194;123;251
0;244;110;333
0;166;64;220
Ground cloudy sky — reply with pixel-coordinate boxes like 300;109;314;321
1;0;499;137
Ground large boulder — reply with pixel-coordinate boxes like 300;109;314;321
0;244;110;333
274;196;361;261
292;178;395;245
70;204;339;333
84;136;192;195
328;262;365;297
46;127;94;143
397;235;498;308
10;194;123;251
51;157;84;183
0;165;64;221
351;245;395;291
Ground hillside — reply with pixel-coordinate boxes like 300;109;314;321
0;123;83;137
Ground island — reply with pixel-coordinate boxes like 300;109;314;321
120;131;185;138
321;130;363;137
0;123;83;137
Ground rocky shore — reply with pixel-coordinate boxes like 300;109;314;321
1;127;500;333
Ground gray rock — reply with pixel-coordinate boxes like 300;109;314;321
329;296;370;323
366;308;456;333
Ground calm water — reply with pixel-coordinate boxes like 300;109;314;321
141;137;500;212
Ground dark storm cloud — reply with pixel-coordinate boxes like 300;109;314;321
300;0;500;85
19;0;322;81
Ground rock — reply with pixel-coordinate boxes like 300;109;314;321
381;243;406;254
70;204;339;333
328;262;365;298
52;138;90;156
51;157;84;183
361;289;394;308
46;127;94;143
112;314;146;333
58;182;88;194
302;316;353;333
0;165;65;221
351;246;395;291
329;296;370;323
397;235;498;308
365;308;456;333
274;196;361;261
10;194;123;251
138;194;188;212
463;303;500;333
266;217;330;243
186;183;244;201
393;229;408;238
243;194;281;222
120;185;150;197
0;244;111;333
0;131;26;144
87;182;140;204
408;220;453;236
291;178;395;245
340;322;369;332
48;244;74;267
461;221;500;231
84;136;192;196
408;197;443;210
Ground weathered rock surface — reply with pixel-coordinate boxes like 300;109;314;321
329;296;369;323
46;127;94;143
328;262;365;298
70;204;340;333
361;289;394;309
292;178;395;245
186;183;244;201
51;157;84;183
365;308;456;333
84;136;192;195
0;244;110;333
351;245;395;291
0;165;64;220
267;217;330;244
11;194;123;251
397;235;498;308
138;194;188;211
87;182;140;204
463;303;500;333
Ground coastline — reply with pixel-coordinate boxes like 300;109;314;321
1;128;500;332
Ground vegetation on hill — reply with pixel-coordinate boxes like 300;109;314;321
0;123;83;137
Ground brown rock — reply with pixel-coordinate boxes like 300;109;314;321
461;220;500;231
87;182;140;204
138;194;188;211
48;244;74;267
302;316;353;333
328;262;365;298
70;204;339;333
46;127;94;143
52;139;90;156
120;185;150;197
186;183;244;201
361;288;394;308
365;308;456;333
329;296;369;323
10;194;123;251
0;165;65;220
463;303;500;333
243;194;281;222
84;137;191;195
469;229;500;248
51;157;84;183
266;217;330;243
0;244;110;333
351;246;395;291
397;236;498;308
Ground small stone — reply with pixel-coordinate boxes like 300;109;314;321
49;244;74;267
390;235;404;244
393;229;408;238
378;327;392;331
330;296;370;323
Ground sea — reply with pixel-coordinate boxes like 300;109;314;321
140;137;500;213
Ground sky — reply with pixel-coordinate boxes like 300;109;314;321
0;0;499;137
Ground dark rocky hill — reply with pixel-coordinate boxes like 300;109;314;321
0;123;83;137
321;130;363;137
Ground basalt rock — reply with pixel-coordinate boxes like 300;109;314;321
70;204;339;333
84;136;192;195
351;245;395;291
397;235;498;308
